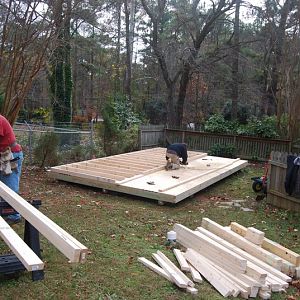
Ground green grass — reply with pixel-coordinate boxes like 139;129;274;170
0;164;299;300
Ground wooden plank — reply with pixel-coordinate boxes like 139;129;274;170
173;223;247;272
64;166;125;180
138;257;171;281
186;286;198;295
0;181;88;263
50;167;118;183
245;227;265;246
258;290;271;299
231;222;300;267
67;164;136;178
173;249;190;271
207;257;251;294
188;263;203;283
201;218;283;270
0;217;44;271
74;162;140;174
156;251;194;287
196;226;291;283
159;159;240;192
185;249;234;297
152;253;188;288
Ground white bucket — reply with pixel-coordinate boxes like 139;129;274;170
167;230;177;241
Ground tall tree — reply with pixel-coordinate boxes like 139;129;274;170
141;0;236;127
231;0;241;120
124;0;136;101
260;0;295;115
50;0;73;124
0;0;56;124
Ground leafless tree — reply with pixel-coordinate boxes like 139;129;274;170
0;0;57;124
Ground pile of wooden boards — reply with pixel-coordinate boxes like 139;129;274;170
138;250;201;295
139;218;300;299
0;181;88;272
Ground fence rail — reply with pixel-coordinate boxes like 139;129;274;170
267;151;300;212
139;126;292;161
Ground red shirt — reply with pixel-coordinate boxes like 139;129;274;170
0;115;22;152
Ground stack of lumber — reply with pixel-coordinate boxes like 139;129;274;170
139;218;300;298
138;250;200;294
174;218;299;299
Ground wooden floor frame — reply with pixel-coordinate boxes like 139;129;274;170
49;148;248;203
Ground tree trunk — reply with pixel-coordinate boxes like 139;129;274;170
64;0;72;122
166;83;176;127
50;0;72;124
177;66;190;127
231;0;240;121
124;0;135;101
115;1;122;93
261;0;292;116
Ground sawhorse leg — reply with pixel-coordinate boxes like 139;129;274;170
24;200;44;281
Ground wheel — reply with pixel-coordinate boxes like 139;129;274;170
252;180;263;193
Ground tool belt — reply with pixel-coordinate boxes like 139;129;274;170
0;147;18;175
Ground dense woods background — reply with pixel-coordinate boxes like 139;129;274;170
0;0;299;143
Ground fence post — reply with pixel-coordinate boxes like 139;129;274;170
24;121;33;165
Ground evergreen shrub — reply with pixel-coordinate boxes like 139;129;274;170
208;143;237;158
33;132;60;167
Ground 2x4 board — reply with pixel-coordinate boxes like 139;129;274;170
49;148;248;203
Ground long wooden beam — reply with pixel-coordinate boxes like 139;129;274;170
201;218;283;270
197;226;291;283
0;182;88;263
230;222;300;267
0;216;44;271
173;223;247;272
185;249;234;297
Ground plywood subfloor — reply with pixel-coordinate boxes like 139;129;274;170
49;148;248;203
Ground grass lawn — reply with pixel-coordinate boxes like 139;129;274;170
1;163;300;300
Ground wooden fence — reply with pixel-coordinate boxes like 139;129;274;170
165;129;291;161
139;126;292;160
139;125;165;149
267;151;300;212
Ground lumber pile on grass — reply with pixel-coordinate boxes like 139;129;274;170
139;218;300;299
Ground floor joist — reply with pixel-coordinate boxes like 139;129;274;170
49;148;248;203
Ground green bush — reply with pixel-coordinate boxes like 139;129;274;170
204;114;238;134
101;94;142;156
208;143;237;158
33;132;60;167
237;116;279;138
204;114;280;139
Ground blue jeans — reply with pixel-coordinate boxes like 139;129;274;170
0;151;23;194
0;152;23;222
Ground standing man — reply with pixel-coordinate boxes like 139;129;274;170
0;114;23;223
165;143;188;170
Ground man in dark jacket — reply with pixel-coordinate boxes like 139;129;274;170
165;143;188;170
